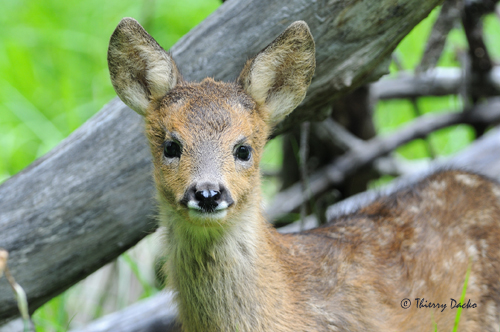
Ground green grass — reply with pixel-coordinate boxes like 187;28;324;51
121;253;158;300
453;262;472;332
32;293;72;332
0;0;220;183
1;1;499;331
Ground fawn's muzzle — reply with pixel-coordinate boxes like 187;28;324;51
181;182;234;213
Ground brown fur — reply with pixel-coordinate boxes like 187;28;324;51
108;18;500;331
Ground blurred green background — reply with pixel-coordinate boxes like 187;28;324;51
0;0;499;330
0;0;221;183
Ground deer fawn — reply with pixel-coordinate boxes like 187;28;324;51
108;18;500;332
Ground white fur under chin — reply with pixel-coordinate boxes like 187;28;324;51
188;209;227;220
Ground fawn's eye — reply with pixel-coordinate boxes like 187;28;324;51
164;141;181;158
235;145;251;161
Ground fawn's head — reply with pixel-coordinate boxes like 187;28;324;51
108;18;315;230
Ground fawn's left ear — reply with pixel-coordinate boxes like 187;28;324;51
108;17;181;116
238;21;315;126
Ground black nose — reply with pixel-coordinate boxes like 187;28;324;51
195;189;221;212
181;182;234;213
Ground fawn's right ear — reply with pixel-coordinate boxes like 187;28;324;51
108;18;181;116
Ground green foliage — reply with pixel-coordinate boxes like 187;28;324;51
484;14;500;59
0;0;220;183
32;293;73;332
453;261;472;332
261;136;283;202
375;6;499;165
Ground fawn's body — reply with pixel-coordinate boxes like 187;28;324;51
165;168;500;332
108;18;500;331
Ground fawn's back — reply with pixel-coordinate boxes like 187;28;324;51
108;18;500;332
288;170;500;331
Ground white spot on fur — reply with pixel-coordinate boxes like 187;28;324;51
444;259;453;270
430;180;447;191
467;244;478;258
486;301;497;325
430;271;441;283
455;174;478;187
415;279;426;291
492;186;500;201
454;251;466;262
426;189;445;206
479;239;488;258
467;275;478;293
408;205;419;214
429;218;441;227
448;227;460;237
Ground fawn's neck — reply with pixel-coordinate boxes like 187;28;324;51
160;199;310;332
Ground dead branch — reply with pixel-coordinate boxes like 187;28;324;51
373;156;432;177
327;122;500;219
416;0;464;73
462;0;497;74
461;0;498;136
299;122;311;229
69;292;180;332
371;66;500;100
266;97;500;220
313;118;365;152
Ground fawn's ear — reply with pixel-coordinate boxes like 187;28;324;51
238;21;315;126
108;17;181;116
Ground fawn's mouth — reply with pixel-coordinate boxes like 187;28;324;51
188;208;228;220
185;201;231;220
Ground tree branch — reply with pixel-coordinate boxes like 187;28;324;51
373;156;431;177
416;0;464;73
371;66;500;100
266;98;500;220
70;292;180;332
327;121;500;219
313;118;365;152
462;0;497;74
